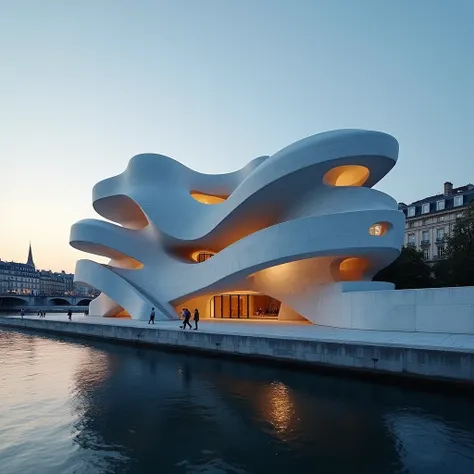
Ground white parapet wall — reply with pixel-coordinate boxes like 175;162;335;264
310;284;474;334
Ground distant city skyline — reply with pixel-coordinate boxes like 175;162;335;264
0;242;74;274
1;0;473;273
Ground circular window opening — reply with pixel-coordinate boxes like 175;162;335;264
339;257;369;281
369;222;390;236
323;165;370;187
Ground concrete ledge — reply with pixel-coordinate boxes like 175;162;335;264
1;316;473;386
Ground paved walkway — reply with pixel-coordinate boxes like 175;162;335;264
3;313;474;352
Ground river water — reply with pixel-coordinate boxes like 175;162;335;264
1;328;474;474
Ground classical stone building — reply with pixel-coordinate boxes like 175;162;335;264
39;270;74;295
0;244;40;295
398;182;474;262
0;243;97;296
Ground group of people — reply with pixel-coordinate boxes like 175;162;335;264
180;307;199;330
148;306;200;329
255;307;279;316
19;309;73;320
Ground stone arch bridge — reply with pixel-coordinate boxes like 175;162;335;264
0;294;93;309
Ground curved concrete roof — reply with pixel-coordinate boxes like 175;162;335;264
70;129;405;321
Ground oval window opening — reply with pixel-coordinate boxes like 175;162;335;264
339;257;369;281
323;165;370;187
190;191;228;205
369;222;390;236
191;251;215;263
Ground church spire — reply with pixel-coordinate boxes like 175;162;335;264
26;241;35;268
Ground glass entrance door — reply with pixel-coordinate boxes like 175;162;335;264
211;294;250;318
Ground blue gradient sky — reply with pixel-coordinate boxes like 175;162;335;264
1;0;473;272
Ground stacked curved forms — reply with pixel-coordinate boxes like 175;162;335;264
70;129;405;323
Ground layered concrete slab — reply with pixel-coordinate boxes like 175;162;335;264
70;129;405;322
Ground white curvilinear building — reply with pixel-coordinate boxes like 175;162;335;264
70;129;409;324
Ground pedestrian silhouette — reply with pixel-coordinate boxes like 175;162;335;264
148;307;155;324
193;308;200;330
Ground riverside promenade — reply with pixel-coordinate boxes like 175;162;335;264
1;314;474;385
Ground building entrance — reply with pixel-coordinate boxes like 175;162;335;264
210;294;280;319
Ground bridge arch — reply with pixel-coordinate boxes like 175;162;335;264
48;297;71;306
77;298;92;306
0;296;29;308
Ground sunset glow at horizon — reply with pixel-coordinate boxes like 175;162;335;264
1;0;473;273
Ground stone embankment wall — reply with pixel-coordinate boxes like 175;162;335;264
0;317;473;385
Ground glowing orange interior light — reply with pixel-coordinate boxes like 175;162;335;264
369;222;389;236
191;251;215;262
339;257;369;281
323;165;370;187
190;191;228;205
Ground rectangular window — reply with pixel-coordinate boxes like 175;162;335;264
436;200;445;211
422;203;430;214
222;295;231;318
437;228;444;240
214;296;222;318
422;231;429;241
407;206;415;217
423;249;429;260
439;246;445;258
454;195;463;207
408;234;415;244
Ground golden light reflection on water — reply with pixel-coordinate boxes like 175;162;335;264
263;381;295;433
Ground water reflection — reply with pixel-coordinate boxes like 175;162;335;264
264;381;294;433
1;328;474;474
386;409;474;473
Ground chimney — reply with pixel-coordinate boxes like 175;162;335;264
444;181;453;196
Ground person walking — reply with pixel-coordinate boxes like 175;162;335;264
20;309;24;319
181;308;192;329
67;310;72;321
148;307;155;324
193;308;200;330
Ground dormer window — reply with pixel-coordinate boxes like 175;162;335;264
422;203;430;214
436;199;445;211
407;206;415;217
454;195;463;207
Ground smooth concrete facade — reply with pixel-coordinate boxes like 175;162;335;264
302;284;474;334
70;129;406;322
1;316;473;385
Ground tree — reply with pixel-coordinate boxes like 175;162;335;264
373;246;433;289
433;203;474;286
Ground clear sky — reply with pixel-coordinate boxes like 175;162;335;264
0;0;473;273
